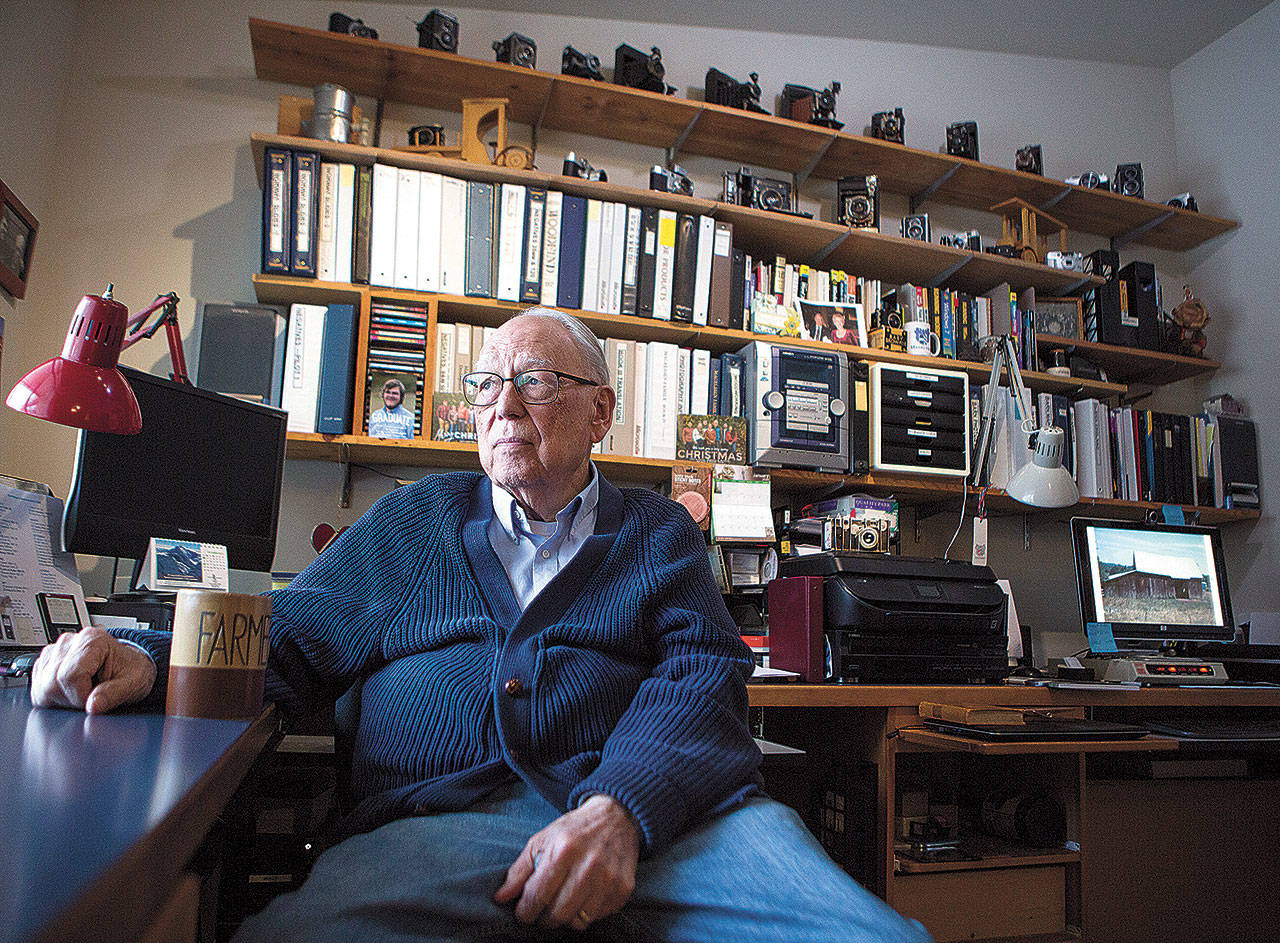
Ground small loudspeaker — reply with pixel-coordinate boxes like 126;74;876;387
767;576;826;681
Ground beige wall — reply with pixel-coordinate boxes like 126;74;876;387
0;1;1264;655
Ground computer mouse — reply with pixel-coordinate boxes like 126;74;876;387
10;652;38;673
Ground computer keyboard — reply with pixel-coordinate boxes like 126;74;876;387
1143;718;1280;740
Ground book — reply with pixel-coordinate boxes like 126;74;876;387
602;337;633;456
438;176;466;295
464;180;496;297
581;198;603;313
520;187;545;303
315;161;340;281
193;302;287;406
416;171;443;292
351;164;373;284
636;207;659;318
393;167;420;290
557;194;587;310
708;220;734;327
918;702;1027;725
261;146;291;274
670;212;699;323
434;322;456;394
290;149;320;277
540;190;563;306
596;201;616;314
607;201;627;315
692;215;715;326
333;162;355;283
496;182;526;302
620;205;642;316
631;341;647;457
315;303;358;434
644;341;679;460
653;210;677;321
369;163;398;287
281;303;327;433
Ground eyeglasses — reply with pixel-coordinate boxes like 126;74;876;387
461;369;601;407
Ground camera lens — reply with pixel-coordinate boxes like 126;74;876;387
858;527;880;550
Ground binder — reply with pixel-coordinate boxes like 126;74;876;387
581;199;604;312
416;171;443;292
315;161;340;281
333;162;356;284
261;146;292;274
606;202;627;316
670;213;699;323
707;220;734;328
620;206;643;316
520;188;546;303
557;194;588;310
352;164;373;285
495;182;526;302
728;248;746;331
636;207;659;318
315;303;358;434
369;163;398;287
438;177;467;295
290;149;320;277
539;190;563;306
393;167;421;289
692;215;715;326
282;303;327;433
653;210;678;321
464;180;496;298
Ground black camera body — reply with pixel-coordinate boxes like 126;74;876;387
614;44;674;94
946;121;979;161
940;230;981;251
1113;162;1144;198
650;164;693;197
493;33;536;68
1167;192;1198;212
870;108;904;144
417;9;458;53
724;166;793;214
900;214;931;242
329;12;377;39
408;124;445;147
563;152;607;182
985;244;1020;259
1016;144;1043;175
705;69;766;113
779;82;843;130
836;175;879;230
562;45;603;80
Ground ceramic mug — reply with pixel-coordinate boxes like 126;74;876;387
906;320;941;356
166;590;272;720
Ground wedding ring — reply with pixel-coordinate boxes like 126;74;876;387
576;908;591;927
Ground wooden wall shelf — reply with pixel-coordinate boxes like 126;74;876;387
1034;334;1221;386
249;18;1237;253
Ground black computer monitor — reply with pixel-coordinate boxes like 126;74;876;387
1070;516;1235;647
63;366;287;573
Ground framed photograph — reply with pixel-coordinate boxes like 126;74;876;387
0;180;38;299
1035;296;1084;340
365;370;419;440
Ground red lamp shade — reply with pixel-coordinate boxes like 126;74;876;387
5;292;142;434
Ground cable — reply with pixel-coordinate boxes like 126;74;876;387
942;481;968;560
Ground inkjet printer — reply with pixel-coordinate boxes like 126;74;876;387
769;552;1009;683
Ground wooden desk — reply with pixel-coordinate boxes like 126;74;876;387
0;687;278;943
748;683;1280;943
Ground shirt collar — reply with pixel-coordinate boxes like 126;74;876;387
490;463;599;542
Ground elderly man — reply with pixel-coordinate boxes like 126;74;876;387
33;308;929;942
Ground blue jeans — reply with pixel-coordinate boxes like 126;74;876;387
235;780;931;942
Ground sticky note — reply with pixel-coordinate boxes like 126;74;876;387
1086;622;1119;654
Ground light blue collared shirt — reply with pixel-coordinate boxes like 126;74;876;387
487;465;600;612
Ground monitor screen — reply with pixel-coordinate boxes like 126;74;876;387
1070;517;1235;646
63;366;287;572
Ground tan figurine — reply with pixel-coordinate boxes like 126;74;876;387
1167;285;1210;356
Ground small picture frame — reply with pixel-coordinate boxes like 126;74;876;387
0;180;38;299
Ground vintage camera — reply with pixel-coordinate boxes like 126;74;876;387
779;83;843;130
870;108;904;144
1113;163;1144;198
851;518;890;553
562;46;603;80
1066;171;1110;190
705;68;766;113
417;9;458;52
328;12;377;39
1016;144;1043;175
836;175;879;230
946;121;979;160
1167;192;1199;212
724;167;793;213
900;214;930;242
408;124;445;147
650;164;693;196
493;33;536;68
614;44;674;94
1046;250;1085;272
563;152;607;182
985;244;1020;259
940;230;981;251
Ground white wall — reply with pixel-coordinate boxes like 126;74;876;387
1;0;1258;655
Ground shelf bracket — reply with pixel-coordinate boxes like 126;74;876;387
793;132;840;190
1110;210;1174;251
925;256;973;288
665;108;704;167
910;162;963;213
809;229;851;269
1038;188;1074;213
1023;513;1031;551
1060;275;1093;296
339;443;352;509
372;97;386;148
528;83;555;156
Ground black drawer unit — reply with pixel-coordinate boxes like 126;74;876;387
869;363;970;477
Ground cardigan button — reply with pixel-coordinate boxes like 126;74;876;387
504;677;525;697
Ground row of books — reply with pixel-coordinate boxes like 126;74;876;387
895;282;1035;366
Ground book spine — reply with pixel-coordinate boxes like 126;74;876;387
620;206;642;316
464;180;496;298
495;182;526;302
557;194;587;310
393;168;421;290
315;161;340;281
352;164;373;285
581;199;603;313
416;171;443;292
637;207;659;318
520;188;546;303
692;215;715;326
290;150;320;277
607;202;627;316
261;147;292;274
369;163;398;287
654;210;677;321
632;341;647;457
539;190;563;306
282;303;327;433
315;303;358;434
438;177;466;295
333;163;356;284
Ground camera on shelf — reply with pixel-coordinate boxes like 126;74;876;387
900;213;931;242
940;230;981;251
851;518;890;553
1046;250;1085;271
705;68;766;113
985;244;1019;258
328;12;377;39
562;45;604;80
1066;171;1110;190
946;121;979;160
416;9;458;52
723;166;794;214
493;33;536;69
870;108;904;144
1016;144;1043;175
408;124;445;147
836;175;879;230
779;82;843;130
650;164;693;196
1167;192;1199;212
563;152;607;182
614;44;674;94
1113;162;1144;198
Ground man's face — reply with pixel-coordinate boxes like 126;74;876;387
383;385;402;409
473;316;613;501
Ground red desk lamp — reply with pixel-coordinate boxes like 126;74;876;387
6;284;189;434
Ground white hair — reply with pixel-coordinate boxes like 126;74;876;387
501;306;610;385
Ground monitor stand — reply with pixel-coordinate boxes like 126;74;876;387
1095;652;1230;685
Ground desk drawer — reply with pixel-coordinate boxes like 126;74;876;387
893;865;1066;942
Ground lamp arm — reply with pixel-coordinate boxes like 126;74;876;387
121;292;190;385
970;338;1008;488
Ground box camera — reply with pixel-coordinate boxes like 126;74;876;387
900;214;930;242
850;518;890;553
705;68;766;113
416;9;458;53
1113;162;1144;199
493;33;536;69
1046;250;1085;272
780;83;843;130
614;44;673;94
1066;171;1110;190
870;108;904;144
650;164;693;197
563;152;606;182
836;175;879;230
940;230;981;251
408;124;445;147
946;121;978;161
1016;144;1043;176
562;45;603;80
724;167;793;214
1167;192;1198;212
329;12;377;39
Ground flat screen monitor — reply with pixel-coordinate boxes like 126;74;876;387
63;366;287;572
1070;517;1235;646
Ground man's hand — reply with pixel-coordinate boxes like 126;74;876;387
494;794;641;931
30;627;157;714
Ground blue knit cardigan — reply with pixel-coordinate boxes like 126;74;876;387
124;472;761;855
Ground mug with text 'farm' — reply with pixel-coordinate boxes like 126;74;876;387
166;590;271;720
